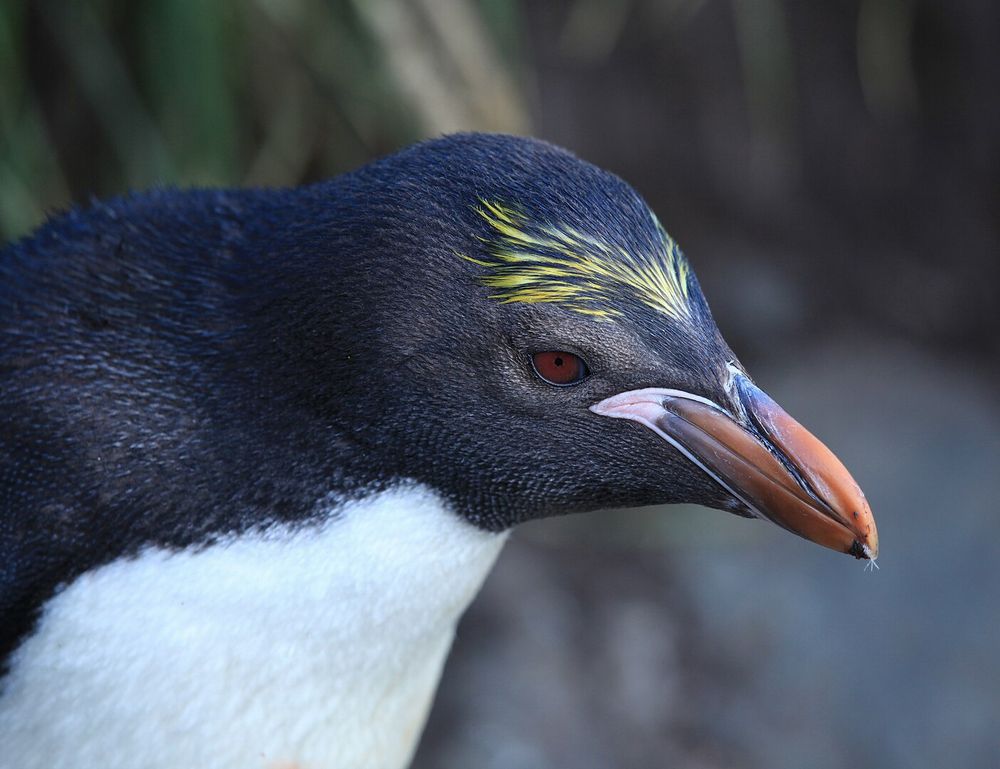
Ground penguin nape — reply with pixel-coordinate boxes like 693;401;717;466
0;133;878;769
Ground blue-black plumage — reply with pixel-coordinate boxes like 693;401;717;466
0;133;876;769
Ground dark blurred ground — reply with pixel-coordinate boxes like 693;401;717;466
1;1;998;767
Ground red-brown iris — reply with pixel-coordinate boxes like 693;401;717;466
531;351;589;386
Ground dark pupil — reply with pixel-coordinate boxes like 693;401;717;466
554;356;564;367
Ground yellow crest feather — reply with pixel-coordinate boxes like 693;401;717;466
459;200;693;321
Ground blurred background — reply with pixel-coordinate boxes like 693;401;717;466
1;1;998;766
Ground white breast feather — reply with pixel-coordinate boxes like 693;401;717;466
0;484;508;769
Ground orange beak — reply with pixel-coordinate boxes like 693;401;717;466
591;374;878;560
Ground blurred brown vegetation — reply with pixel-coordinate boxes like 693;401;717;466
0;0;527;232
2;1;996;366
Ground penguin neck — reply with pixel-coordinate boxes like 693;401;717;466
0;484;508;769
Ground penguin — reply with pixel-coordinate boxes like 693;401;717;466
0;133;877;769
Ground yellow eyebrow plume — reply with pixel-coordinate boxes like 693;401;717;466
459;200;693;321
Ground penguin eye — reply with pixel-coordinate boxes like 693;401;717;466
531;351;590;386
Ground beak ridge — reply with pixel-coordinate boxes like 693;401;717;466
734;377;878;558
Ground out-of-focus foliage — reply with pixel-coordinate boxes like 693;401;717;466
0;0;529;241
3;0;995;362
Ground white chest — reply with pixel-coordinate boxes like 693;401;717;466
0;485;508;769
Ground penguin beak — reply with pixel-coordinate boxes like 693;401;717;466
590;376;879;561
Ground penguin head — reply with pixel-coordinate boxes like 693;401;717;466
288;133;877;560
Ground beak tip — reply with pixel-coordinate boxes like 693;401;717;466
848;538;879;561
852;505;879;560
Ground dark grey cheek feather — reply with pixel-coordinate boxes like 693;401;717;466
365;291;740;531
